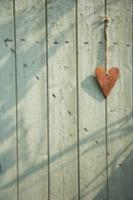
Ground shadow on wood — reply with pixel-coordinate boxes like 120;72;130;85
81;75;104;102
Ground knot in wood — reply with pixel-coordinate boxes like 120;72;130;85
104;16;109;26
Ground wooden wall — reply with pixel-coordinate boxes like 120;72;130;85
0;0;132;200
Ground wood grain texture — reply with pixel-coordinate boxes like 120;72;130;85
106;0;133;199
15;0;48;199
77;0;107;199
47;0;78;199
0;1;133;200
0;1;17;200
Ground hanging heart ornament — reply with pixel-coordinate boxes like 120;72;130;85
95;66;120;97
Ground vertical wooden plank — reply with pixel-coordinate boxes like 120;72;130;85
107;0;133;199
15;1;48;199
78;0;107;199
0;1;17;200
47;0;78;199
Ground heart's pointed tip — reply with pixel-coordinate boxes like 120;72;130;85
103;92;109;98
102;90;109;98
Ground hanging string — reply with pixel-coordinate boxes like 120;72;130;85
95;16;119;98
104;16;109;70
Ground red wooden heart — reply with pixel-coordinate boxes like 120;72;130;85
95;66;120;97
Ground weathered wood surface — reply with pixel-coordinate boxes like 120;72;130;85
47;0;78;199
78;1;107;200
107;0;133;199
0;1;17;200
0;0;132;200
15;0;48;200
